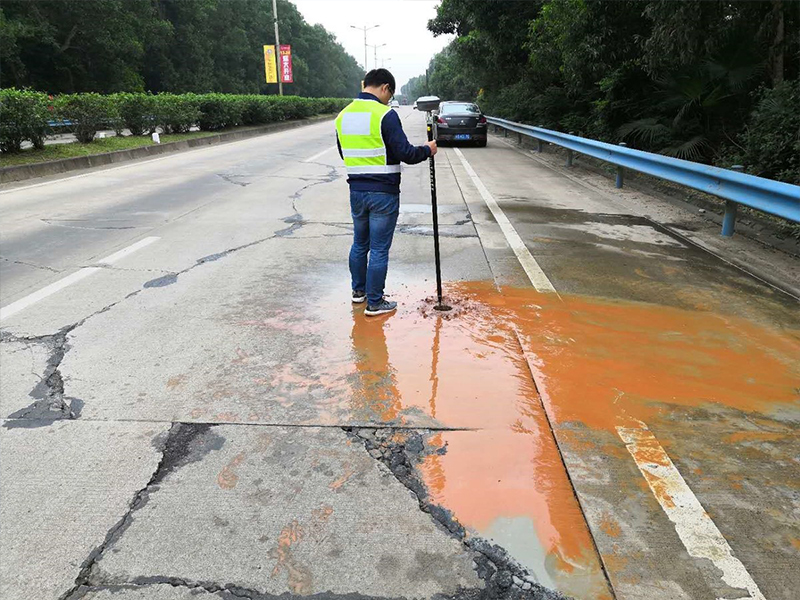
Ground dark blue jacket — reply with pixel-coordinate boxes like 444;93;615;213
336;92;431;194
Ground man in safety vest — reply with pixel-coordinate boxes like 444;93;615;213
335;69;437;316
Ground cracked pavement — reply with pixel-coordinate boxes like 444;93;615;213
2;110;798;600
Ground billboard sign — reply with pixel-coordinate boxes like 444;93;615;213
263;45;278;84
279;45;293;84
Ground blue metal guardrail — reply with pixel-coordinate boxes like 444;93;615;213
487;116;800;237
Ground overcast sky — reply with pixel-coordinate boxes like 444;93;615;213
292;0;453;92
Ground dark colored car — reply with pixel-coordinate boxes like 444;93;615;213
434;102;487;147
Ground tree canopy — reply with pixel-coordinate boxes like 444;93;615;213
1;0;363;97
404;0;799;182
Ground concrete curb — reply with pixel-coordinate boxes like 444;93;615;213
1;115;334;184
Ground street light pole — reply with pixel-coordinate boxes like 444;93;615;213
368;43;387;71
350;24;380;72
272;0;283;95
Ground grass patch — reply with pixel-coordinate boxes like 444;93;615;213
0;130;220;167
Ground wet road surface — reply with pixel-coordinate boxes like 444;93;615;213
1;108;798;600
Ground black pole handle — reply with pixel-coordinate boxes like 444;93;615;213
426;115;444;306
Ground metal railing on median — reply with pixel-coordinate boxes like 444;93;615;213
487;116;800;237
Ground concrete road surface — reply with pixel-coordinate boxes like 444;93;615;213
1;107;798;600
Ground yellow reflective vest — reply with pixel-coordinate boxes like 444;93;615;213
335;99;400;176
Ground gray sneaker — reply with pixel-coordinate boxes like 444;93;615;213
352;290;366;303
365;298;397;316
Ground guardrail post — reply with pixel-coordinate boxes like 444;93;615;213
616;142;627;188
722;201;738;236
504;128;508;138
721;165;744;236
566;132;574;167
536;138;542;152
518;132;523;145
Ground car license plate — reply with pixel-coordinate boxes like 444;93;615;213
454;134;471;140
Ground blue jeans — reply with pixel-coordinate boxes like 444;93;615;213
349;190;400;305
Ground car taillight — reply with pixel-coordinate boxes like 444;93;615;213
437;116;447;124
478;116;487;124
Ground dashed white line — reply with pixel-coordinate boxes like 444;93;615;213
617;424;765;600
97;236;159;265
452;147;557;293
0;268;102;322
304;146;336;163
0;237;159;321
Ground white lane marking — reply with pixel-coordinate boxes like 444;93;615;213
97;236;159;265
617;424;765;600
303;145;335;163
0;237;159;321
452;148;557;293
0;268;101;321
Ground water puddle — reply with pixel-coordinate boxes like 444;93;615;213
331;283;613;597
234;278;799;598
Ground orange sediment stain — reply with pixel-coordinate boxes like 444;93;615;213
329;464;356;491
344;283;613;597
268;505;332;593
480;286;800;433
246;278;797;597
166;374;187;389
598;512;622;538
217;452;246;490
269;518;312;593
311;505;334;522
213;412;239;422
724;431;789;444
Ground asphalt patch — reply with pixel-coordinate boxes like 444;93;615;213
143;273;179;288
149;423;225;486
4;329;81;428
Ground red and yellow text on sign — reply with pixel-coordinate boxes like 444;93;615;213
279;45;293;83
263;45;278;84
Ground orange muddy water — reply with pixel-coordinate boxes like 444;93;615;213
249;279;799;598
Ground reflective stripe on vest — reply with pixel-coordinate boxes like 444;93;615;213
335;99;399;176
341;147;386;158
346;164;401;174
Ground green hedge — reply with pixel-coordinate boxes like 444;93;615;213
0;89;53;152
54;93;118;143
1;90;350;153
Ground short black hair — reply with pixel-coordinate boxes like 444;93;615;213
363;69;395;94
